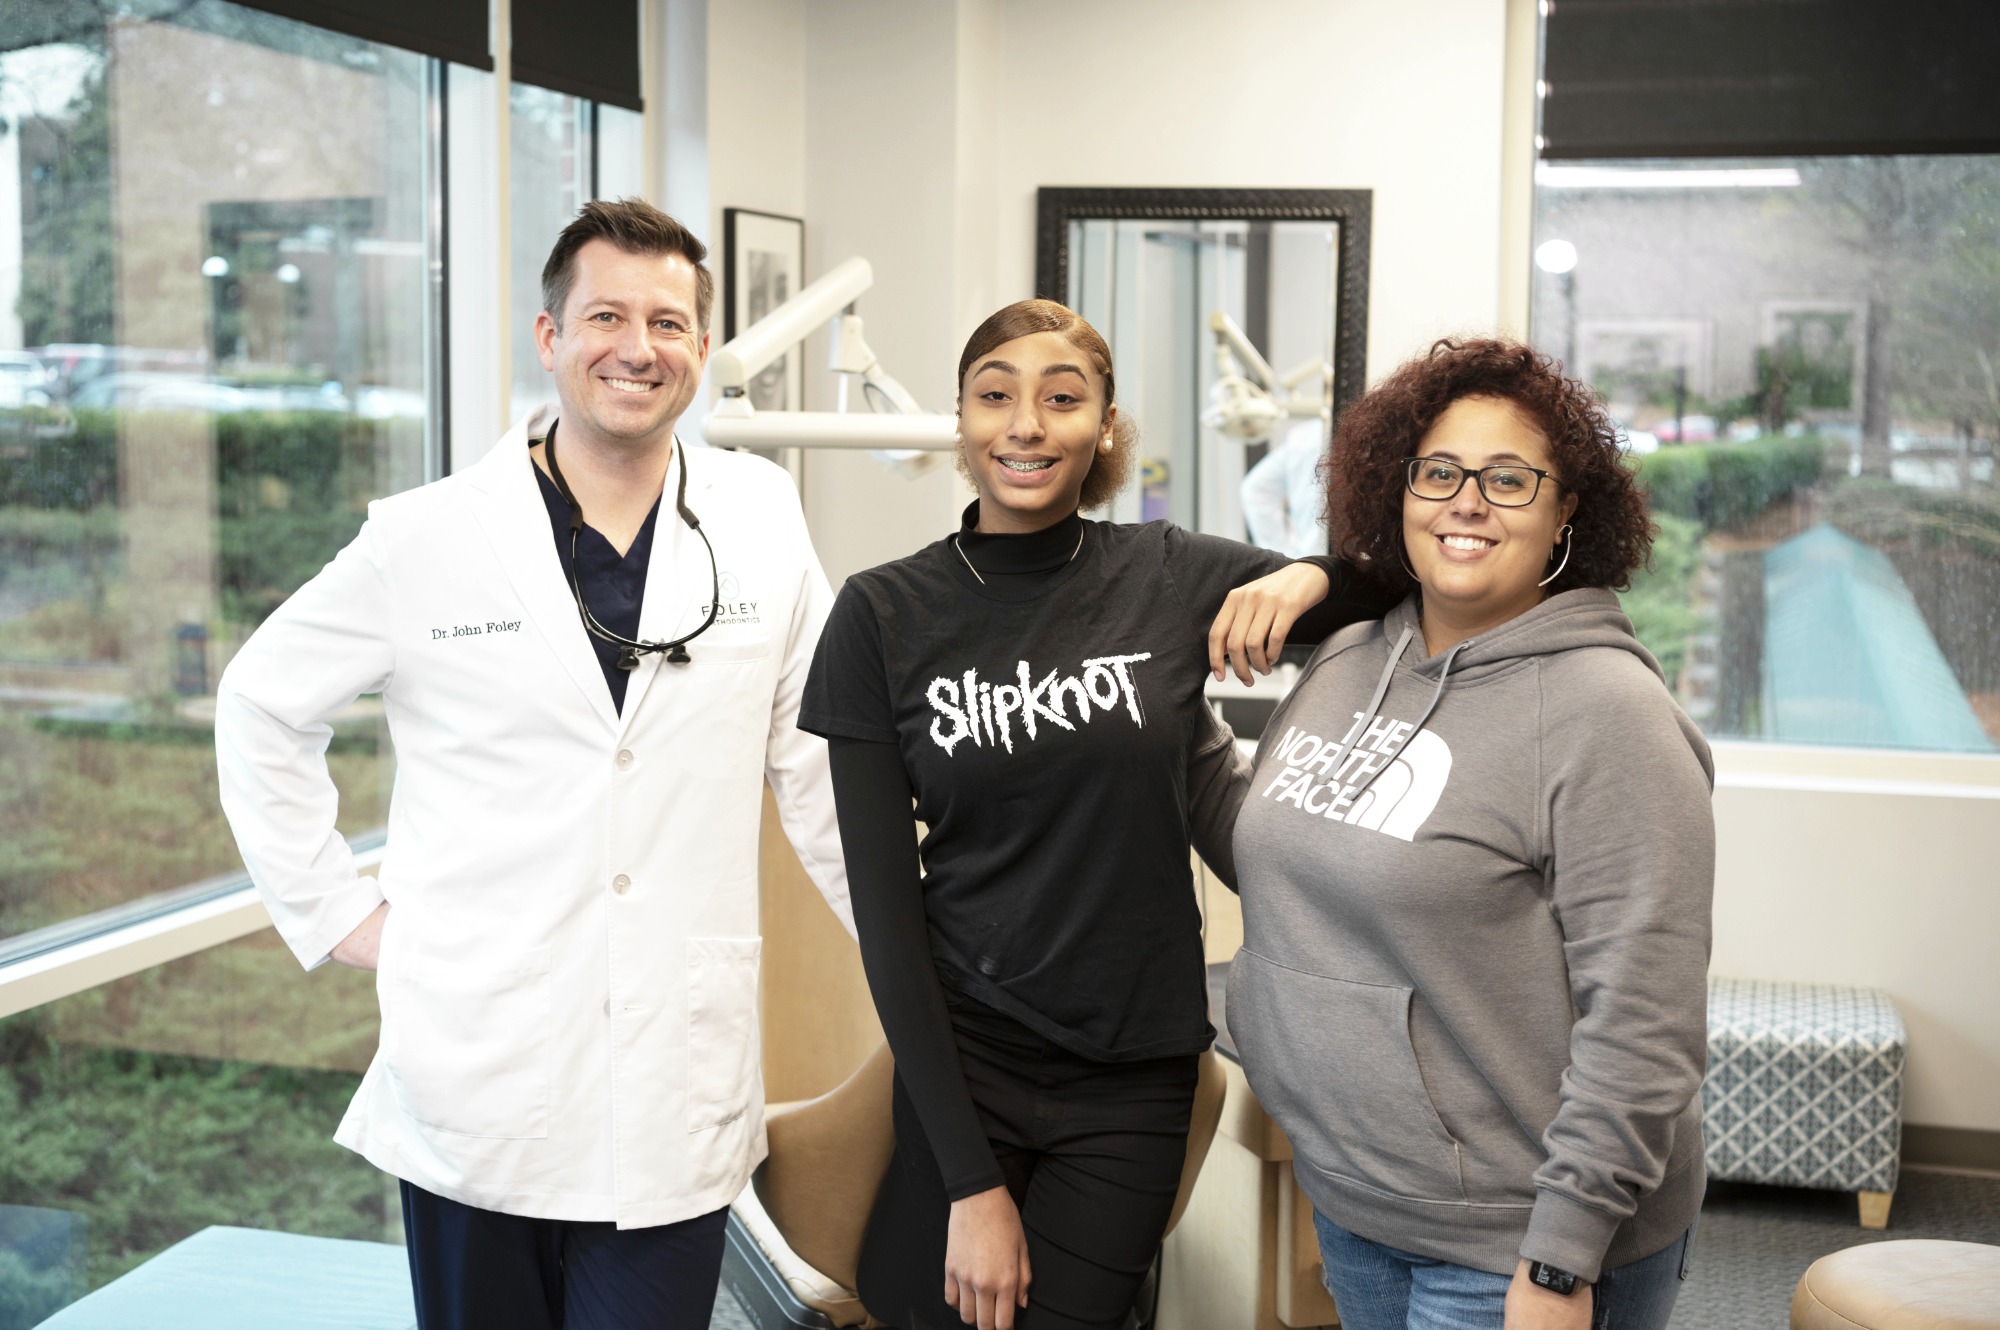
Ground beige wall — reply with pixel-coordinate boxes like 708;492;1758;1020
705;0;807;244
798;0;973;585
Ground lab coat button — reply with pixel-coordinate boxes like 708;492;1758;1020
612;874;632;895
616;749;634;769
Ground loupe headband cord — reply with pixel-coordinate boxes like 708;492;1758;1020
543;420;720;667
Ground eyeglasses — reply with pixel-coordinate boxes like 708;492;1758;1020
1402;456;1555;508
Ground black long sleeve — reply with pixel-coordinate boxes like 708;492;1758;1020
826;735;1005;1201
1162;530;1395;652
1187;703;1251;890
1291;553;1400;645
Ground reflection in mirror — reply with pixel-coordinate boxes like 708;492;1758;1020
1065;219;1338;553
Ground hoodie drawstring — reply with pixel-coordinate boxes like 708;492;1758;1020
1315;625;1412;796
1336;630;1472;807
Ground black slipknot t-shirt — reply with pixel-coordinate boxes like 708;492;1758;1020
801;517;1374;1060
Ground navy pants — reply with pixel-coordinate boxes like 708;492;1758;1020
400;1180;728;1330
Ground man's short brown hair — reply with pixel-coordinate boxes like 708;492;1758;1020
541;198;714;332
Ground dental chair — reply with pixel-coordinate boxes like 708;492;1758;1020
723;1043;1231;1330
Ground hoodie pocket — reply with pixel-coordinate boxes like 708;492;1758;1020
1228;947;1464;1203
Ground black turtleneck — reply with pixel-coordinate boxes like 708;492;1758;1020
800;507;1391;1200
950;505;1087;594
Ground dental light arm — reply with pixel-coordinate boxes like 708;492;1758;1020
1201;310;1335;444
704;256;956;452
1209;311;1276;392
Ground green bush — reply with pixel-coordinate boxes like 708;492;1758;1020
0;1014;388;1292
0;409;116;511
1632;434;1828;531
1619;512;1707;683
0;408;386;628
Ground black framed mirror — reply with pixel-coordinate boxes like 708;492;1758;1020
1035;187;1371;555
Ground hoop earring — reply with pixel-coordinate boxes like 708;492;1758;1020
1538;525;1574;588
1399;545;1421;584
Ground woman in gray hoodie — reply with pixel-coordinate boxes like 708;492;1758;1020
1223;338;1714;1330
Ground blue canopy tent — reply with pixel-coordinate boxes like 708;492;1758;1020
1761;524;1994;752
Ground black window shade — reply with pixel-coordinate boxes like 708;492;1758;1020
511;0;642;111
1541;0;2000;159
232;0;490;69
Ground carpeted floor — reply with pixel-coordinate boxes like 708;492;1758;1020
1670;1169;2000;1329
709;1168;2000;1329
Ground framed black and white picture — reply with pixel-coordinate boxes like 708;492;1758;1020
723;208;805;412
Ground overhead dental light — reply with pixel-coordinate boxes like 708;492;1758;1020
705;257;956;464
1199;310;1330;444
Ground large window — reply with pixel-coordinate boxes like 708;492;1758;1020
0;4;435;943
1533;157;2000;753
0;5;440;1310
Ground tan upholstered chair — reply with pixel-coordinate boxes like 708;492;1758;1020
1791;1240;2000;1330
735;1043;1231;1327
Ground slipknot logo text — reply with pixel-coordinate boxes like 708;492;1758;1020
927;654;1152;755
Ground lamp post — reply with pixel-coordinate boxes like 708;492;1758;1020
1534;239;1579;371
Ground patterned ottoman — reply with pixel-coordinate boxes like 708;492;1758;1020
1703;977;1907;1229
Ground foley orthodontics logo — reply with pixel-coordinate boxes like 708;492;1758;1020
927;653;1153;755
1259;714;1452;842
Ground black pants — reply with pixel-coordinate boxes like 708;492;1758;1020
857;993;1200;1330
399;1180;728;1330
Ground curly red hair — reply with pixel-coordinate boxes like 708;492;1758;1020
1327;337;1653;594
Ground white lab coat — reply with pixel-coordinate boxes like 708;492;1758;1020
215;403;851;1228
1240;417;1330;558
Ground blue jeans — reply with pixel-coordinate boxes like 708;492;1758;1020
1312;1211;1693;1330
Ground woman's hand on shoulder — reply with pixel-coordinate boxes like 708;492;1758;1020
1504;1261;1593;1330
1208;562;1330;684
946;1184;1032;1330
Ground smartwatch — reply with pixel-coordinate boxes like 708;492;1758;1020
1526;1261;1583;1295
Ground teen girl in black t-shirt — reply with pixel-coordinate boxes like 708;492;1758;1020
799;300;1389;1330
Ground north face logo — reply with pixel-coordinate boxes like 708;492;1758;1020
1257;719;1453;842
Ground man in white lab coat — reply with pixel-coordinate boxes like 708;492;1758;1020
215;200;850;1329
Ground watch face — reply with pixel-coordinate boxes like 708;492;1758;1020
1529;1262;1579;1294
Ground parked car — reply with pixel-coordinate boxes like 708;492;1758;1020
69;372;249;413
0;352;54;408
1652;414;1717;443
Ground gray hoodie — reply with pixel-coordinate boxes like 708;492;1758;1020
1225;589;1714;1282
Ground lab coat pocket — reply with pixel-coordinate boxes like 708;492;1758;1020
384;942;554;1140
685;936;762;1133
